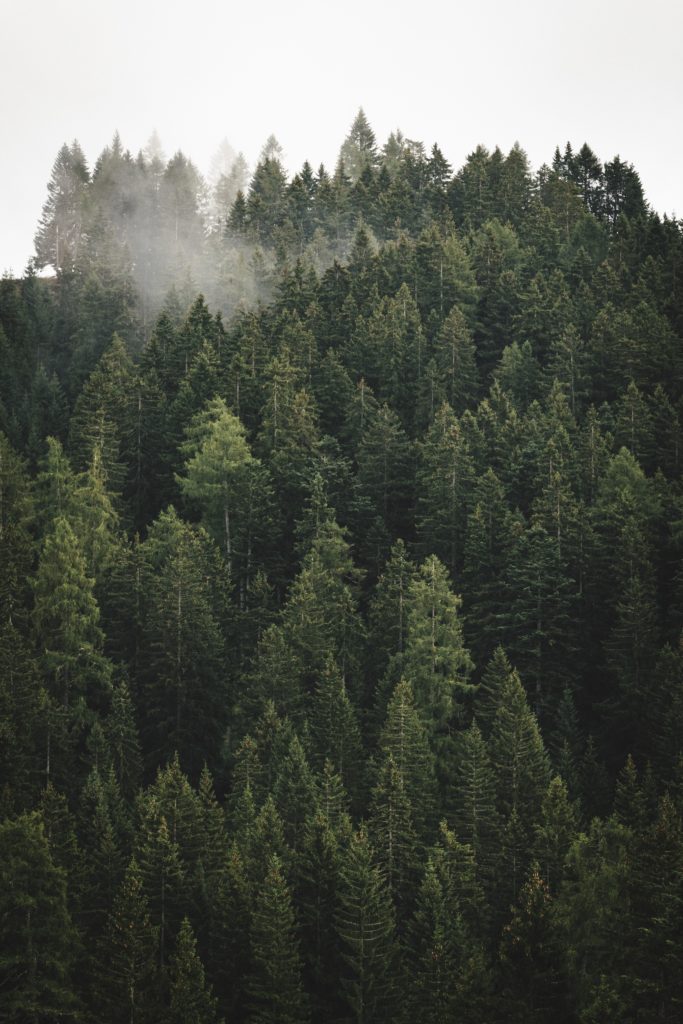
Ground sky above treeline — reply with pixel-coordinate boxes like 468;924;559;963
2;0;680;274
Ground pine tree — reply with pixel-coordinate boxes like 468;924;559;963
449;721;500;883
335;827;398;1024
499;863;566;1024
366;540;418;684
245;623;304;726
310;656;364;805
274;734;319;852
0;812;79;1022
177;396;256;568
68;334;135;491
0;624;43;809
135;811;186;970
168;917;221;1024
138;510;227;775
295;814;344;1021
0;432;34;628
105;679;142;799
395;554;474;742
338;109;379;183
462;469;512;664
101;856;159;1024
368;753;418;919
378;679;437;839
415;402;474;575
433;306;479;414
32;516;111;711
78;767;126;939
282;544;364;696
404;857;462;1023
34;141;90;272
488;670;550;830
533;775;579;893
474;646;515;737
246;855;309;1024
356;402;413;538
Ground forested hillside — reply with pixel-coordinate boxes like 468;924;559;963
2;111;683;1022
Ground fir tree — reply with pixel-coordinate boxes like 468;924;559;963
168;917;221;1024
246;855;308;1024
335;827;398;1024
0;812;79;1022
101;856;159;1024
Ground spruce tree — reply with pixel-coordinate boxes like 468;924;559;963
378;679;437;839
404;857;462;1024
368;753;418;919
335;827;398;1024
295;814;344;1021
274;734;319;852
396;554;474;742
168;917;221;1024
415;402;474;575
449;721;500;883
32;515;111;711
310;656;364;805
101;856;159;1024
0;812;79;1022
488;670;550;830
246;855;308;1024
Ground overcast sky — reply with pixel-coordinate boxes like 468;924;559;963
2;0;681;274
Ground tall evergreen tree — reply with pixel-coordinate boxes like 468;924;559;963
246;855;308;1024
335;827;398;1024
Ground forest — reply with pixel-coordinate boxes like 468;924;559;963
1;109;683;1022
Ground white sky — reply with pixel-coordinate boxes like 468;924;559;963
2;0;681;274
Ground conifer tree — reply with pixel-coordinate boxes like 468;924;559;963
0;812;79;1022
368;753;419;919
474;646;515;736
489;670;551;829
295;814;344;1021
177;396;256;568
366;540;418;683
432;306;479;414
310;656;364;804
274;734;319;852
34;140;90;272
135;811;186;969
246;855;309;1024
356;402;413;538
404;857;462;1024
0;432;34;627
138;510;226;775
533;775;579;893
335;827;398;1024
246;623;304;725
415;402;474;574
68;334;135;490
168;917;221;1024
499;863;566;1023
101;856;159;1024
449;721;500;882
396;555;474;742
378;679;437;839
339;109;379;183
32;515;111;711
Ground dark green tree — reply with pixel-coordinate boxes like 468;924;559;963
335;827;398;1024
0;812;79;1022
246;855;309;1024
168;917;221;1024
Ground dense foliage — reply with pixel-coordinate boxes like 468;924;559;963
2;110;683;1022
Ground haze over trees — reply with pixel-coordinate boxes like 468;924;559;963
1;110;683;1022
